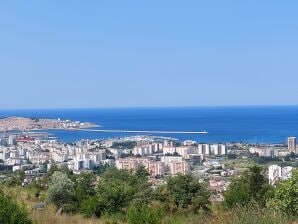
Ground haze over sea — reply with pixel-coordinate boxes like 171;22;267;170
0;106;298;144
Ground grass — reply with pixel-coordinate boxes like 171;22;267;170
219;205;290;224
30;210;104;224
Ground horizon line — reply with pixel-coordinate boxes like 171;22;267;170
1;104;298;111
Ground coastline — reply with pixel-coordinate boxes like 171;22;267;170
0;116;100;132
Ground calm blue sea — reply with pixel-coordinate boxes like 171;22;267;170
0;106;298;144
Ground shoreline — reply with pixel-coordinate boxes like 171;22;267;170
0;116;99;132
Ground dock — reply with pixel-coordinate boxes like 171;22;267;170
79;129;208;134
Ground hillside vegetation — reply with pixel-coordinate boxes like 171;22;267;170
1;165;297;224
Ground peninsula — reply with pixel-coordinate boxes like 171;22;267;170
0;116;99;132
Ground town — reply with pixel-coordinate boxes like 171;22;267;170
0;132;296;202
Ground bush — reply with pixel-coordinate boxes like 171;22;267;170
0;192;32;224
127;202;164;224
47;171;75;209
156;174;210;212
271;170;298;216
81;167;152;217
80;196;102;218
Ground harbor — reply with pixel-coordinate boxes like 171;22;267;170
80;129;208;134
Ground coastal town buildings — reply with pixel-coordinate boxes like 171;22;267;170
115;157;165;177
249;146;291;157
169;160;190;175
198;144;226;156
288;137;297;153
0;130;296;203
268;165;293;185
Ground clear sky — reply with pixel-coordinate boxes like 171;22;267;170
0;1;298;109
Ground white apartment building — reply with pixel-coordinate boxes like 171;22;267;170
269;165;293;185
163;146;176;155
176;146;194;158
163;146;194;158
198;144;210;155
288;137;297;153
133;145;153;156
250;147;290;158
210;144;226;155
198;144;226;155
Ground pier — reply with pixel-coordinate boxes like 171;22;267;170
79;129;208;134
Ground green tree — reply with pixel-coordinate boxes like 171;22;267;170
0;192;32;224
156;174;210;212
75;172;96;202
81;167;151;217
98;168;151;213
80;196;101;218
224;177;251;208
272;170;298;216
135;165;149;179
47;171;75;209
224;166;273;208
5;170;25;187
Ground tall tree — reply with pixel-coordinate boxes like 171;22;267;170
225;165;273;208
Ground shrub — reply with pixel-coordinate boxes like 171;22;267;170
47;171;75;209
0;192;32;224
80;196;102;218
91;167;152;216
127;202;164;224
271;170;298;216
155;174;210;212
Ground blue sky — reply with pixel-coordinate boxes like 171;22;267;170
0;1;298;109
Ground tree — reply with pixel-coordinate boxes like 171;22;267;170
47;171;75;209
271;170;298;216
98;168;151;213
75;172;96;202
224;165;273;208
80;196;101;218
156;174;210;212
224;177;251;208
135;166;149;179
0;192;32;224
81;167;152;217
5;170;25;187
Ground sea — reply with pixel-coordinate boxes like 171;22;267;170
0;106;298;144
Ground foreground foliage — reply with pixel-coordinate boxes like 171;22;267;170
127;202;164;224
81;167;152;217
2;164;297;224
154;174;210;213
224;166;273;208
271;170;298;216
47;171;75;209
0;191;32;224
